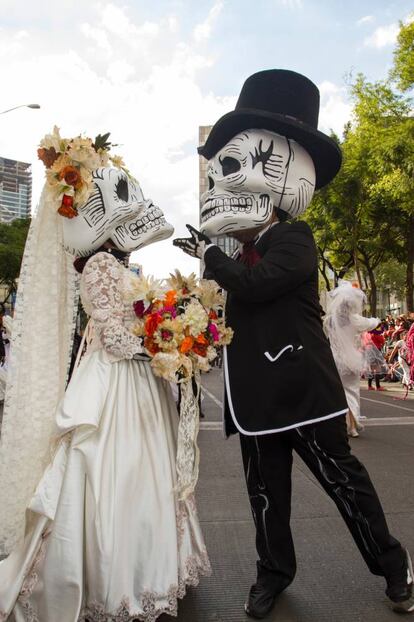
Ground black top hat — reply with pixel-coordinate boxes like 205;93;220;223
198;69;342;189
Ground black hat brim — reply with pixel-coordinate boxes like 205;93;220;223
198;109;342;189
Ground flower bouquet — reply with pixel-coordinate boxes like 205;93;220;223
126;270;233;498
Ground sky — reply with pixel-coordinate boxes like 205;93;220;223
0;0;412;276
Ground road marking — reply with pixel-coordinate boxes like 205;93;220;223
199;417;414;431
200;389;414;428
364;416;414;426
361;397;414;413
200;421;223;430
201;387;223;408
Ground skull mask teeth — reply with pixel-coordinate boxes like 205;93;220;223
62;167;173;256
200;129;316;237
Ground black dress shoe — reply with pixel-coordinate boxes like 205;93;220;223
244;582;279;619
386;549;414;613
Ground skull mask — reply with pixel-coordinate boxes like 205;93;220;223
200;129;316;236
63;167;173;256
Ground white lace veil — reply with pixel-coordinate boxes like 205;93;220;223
323;280;366;376
0;188;79;555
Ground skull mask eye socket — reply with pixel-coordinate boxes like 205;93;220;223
115;176;129;202
219;156;241;177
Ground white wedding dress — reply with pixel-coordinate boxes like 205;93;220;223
0;252;210;622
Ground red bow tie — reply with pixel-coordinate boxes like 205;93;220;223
239;241;261;266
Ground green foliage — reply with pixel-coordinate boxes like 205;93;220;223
0;218;31;303
392;17;414;92
375;258;406;299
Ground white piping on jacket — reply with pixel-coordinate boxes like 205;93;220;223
223;346;347;436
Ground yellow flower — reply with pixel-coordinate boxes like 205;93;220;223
151;352;180;381
218;325;234;346
167;270;198;295
110;154;126;169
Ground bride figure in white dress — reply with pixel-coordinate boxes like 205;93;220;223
0;130;210;622
323;280;379;437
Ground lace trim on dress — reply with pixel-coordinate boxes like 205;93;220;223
176;494;198;547
11;528;53;621
79;550;212;622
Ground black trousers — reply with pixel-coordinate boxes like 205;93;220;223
239;415;405;591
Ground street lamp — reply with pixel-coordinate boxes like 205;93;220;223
0;104;41;115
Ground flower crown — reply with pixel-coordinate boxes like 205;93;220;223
38;126;128;219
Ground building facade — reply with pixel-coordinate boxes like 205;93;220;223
198;126;238;258
0;157;32;222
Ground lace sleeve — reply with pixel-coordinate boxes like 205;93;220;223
82;253;143;360
349;314;380;334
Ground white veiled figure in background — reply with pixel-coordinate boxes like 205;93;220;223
323;281;379;431
0;136;210;622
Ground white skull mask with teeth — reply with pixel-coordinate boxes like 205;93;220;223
63;167;173;256
111;201;174;252
200;129;316;236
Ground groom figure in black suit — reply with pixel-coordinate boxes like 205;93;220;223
174;70;413;618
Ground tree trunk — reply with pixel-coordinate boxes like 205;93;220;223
367;266;377;316
354;250;363;289
405;215;414;312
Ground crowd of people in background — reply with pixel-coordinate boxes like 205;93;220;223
362;314;414;396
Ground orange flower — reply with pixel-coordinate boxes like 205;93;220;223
59;165;83;190
145;313;162;337
180;336;194;354
209;310;218;320
37;147;59;168
195;333;208;345
144;336;160;355
58;194;78;219
164;290;177;306
192;333;208;356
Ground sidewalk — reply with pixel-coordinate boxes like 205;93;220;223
168;369;414;622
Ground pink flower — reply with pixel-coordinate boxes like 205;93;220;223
208;322;220;342
161;305;177;318
133;300;145;318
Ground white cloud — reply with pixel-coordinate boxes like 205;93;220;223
0;1;231;277
364;23;399;48
318;81;351;138
193;1;224;43
356;15;374;27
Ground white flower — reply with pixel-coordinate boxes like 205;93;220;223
39;125;67;153
195;279;225;310
125;274;166;304
150;351;192;382
68;136;101;169
182;300;208;337
193;353;211;372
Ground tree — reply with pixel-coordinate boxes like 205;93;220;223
350;75;414;310
392;16;414;92
0;218;31;304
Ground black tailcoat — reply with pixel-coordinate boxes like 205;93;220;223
203;221;348;435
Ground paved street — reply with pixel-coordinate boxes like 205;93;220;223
168;370;414;622
1;374;413;622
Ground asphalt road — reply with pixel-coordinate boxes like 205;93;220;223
1;374;413;622
167;370;414;622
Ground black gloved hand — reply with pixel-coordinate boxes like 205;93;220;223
173;224;212;259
